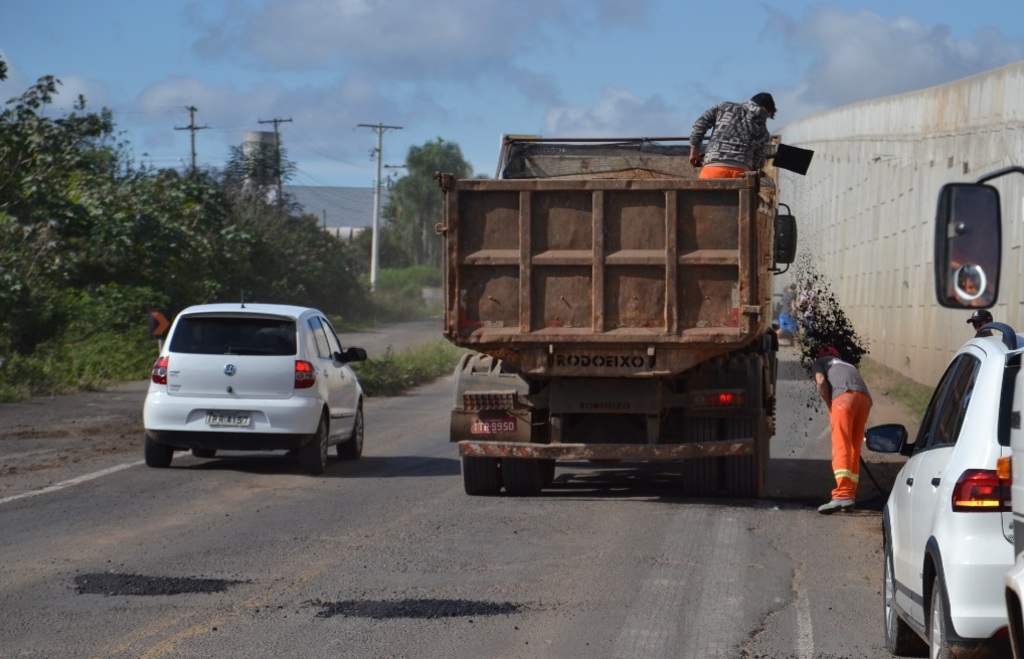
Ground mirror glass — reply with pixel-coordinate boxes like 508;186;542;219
934;183;1001;308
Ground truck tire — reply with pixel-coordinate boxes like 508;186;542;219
503;458;544;496
679;418;721;497
462;456;502;495
723;417;767;498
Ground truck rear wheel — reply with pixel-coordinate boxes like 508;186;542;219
462;456;502;495
679;419;721;497
723;417;767;498
503;458;544;496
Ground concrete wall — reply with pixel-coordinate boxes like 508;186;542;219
778;61;1024;385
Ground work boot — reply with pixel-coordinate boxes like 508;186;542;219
817;498;855;514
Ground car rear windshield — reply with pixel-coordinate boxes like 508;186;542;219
169;316;297;356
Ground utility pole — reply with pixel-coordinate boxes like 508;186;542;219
174;106;209;174
358;122;403;291
258;117;293;206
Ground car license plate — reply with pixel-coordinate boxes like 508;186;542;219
206;411;251;427
471;416;516;435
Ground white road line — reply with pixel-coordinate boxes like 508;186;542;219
0;461;144;506
795;590;815;659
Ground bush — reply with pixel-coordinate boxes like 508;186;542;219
351;339;464;397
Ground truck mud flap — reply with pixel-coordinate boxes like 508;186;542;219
458;439;754;461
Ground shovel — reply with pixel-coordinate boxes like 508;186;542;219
772;143;814;175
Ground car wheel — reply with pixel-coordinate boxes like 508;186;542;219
883;534;927;656
929;573;956;659
299;414;329;475
191;448;216;459
144;433;173;468
336;406;364;460
462;456;502;495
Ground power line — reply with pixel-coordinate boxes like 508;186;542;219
357;122;402;291
258;117;293;205
174;106;209;174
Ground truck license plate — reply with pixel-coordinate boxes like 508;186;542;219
471;416;516;435
206;411;251;427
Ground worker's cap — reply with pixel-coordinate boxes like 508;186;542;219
751;92;776;114
966;309;993;324
817;347;840;359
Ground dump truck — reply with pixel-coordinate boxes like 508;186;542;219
435;136;796;497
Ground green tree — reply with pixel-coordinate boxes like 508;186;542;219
383;138;471;267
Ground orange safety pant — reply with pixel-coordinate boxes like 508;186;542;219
829;391;872;500
699;165;748;179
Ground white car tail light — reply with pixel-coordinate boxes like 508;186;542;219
295;360;317;389
151;356;169;385
952;469;1011;512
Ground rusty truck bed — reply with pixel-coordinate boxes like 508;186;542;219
437;174;776;377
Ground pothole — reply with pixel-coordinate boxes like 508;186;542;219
310;597;522;620
73;572;246;596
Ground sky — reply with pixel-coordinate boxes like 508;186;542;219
3;1;1024;189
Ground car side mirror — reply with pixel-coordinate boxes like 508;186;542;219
865;423;908;455
341;347;367;364
934;182;1001;308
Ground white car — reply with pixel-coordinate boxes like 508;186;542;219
867;330;1018;657
143;303;367;475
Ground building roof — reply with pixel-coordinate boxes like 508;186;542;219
284;185;391;229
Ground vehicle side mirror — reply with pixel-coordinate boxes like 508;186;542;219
934;182;1001;309
865;423;908;455
341;347;367;364
775;212;797;265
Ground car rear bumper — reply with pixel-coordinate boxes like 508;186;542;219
143;391;323;449
145;429;313;451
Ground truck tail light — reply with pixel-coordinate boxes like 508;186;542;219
951;469;1011;512
687;390;747;409
151;356;169;385
295;360;317;389
463;391;515;412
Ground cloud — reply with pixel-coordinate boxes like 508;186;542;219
768;7;1024;112
544;87;679;137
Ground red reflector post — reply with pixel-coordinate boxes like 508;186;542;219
952;469;1010;512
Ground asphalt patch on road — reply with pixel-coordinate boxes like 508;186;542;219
73;572;246;596
311;597;522;620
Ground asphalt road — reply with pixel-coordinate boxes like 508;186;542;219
0;324;919;658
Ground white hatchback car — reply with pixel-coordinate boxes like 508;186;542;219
143;303;367;475
867;330;1019;657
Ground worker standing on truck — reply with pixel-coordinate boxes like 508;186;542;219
812;346;873;514
688;92;776;179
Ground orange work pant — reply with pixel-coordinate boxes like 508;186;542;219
829;391;872;500
699;165;748;179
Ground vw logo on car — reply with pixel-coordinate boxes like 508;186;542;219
223;364;237;376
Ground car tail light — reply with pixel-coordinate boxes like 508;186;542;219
998;455;1012;481
151;356;169;385
295;360;316;389
951;469;1011;512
